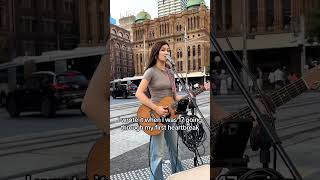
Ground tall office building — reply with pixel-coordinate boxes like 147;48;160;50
158;0;188;17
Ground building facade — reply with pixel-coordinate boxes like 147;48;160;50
158;0;188;17
79;0;108;47
110;24;134;80
119;15;135;41
211;0;320;75
0;0;80;63
132;2;210;81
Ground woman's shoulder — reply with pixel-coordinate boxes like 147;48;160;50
143;67;156;81
144;67;156;74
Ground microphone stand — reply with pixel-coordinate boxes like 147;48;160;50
166;58;209;167
166;58;210;133
210;32;303;180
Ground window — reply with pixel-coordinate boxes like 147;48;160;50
225;0;232;30
192;45;196;56
111;29;116;34
197;16;200;29
249;0;258;32
0;7;5;28
266;0;274;31
282;0;291;30
21;0;32;8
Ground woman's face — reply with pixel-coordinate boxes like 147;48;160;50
157;44;170;63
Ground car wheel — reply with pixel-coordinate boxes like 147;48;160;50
122;92;127;99
41;97;56;117
0;93;6;107
7;97;20;118
112;92;117;99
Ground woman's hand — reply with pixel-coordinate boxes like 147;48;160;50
155;106;169;117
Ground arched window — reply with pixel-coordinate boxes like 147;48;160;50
135;54;139;72
187;46;190;57
111;29;116;34
125;34;130;39
118;32;123;37
192;45;196;56
282;0;291;30
197;16;200;28
198;45;201;56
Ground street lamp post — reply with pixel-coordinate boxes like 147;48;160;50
300;15;306;76
184;26;188;86
203;66;206;84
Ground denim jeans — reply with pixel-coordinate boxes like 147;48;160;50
149;125;183;180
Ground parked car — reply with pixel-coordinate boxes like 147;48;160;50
111;83;137;99
6;71;88;117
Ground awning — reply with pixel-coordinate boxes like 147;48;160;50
122;76;144;81
174;72;208;78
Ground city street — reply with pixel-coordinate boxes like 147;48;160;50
0;109;100;179
110;90;320;180
0;90;319;179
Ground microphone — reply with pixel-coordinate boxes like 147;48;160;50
165;55;176;66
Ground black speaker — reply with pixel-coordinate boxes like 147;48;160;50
211;119;253;167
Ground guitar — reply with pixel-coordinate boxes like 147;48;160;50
86;134;109;180
137;87;206;136
210;65;320;179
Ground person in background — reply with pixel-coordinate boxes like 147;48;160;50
268;69;275;90
274;67;284;89
288;72;298;83
256;67;263;90
219;69;228;95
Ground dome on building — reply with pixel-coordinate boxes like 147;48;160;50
186;0;206;9
135;10;151;23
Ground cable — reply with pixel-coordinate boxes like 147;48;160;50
176;114;207;168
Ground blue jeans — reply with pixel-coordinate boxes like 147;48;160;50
149;126;183;180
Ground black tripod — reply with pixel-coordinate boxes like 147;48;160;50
177;98;206;167
166;56;207;168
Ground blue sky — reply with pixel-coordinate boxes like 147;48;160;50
111;0;210;25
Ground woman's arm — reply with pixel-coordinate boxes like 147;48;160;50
81;55;108;133
174;92;183;101
135;79;158;111
135;79;168;117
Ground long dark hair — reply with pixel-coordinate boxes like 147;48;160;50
145;41;169;71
